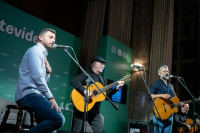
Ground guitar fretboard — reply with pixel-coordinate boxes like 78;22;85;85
97;82;119;94
95;74;131;94
173;98;200;107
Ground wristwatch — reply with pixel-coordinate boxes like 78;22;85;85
48;98;54;101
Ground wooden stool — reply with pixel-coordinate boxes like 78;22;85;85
0;105;35;133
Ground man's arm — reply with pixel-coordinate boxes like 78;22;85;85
44;57;51;82
173;113;189;128
44;57;52;74
28;48;52;98
151;94;171;100
116;81;125;90
70;72;87;93
106;80;124;97
27;48;61;112
45;74;50;82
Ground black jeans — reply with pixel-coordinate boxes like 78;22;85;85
72;110;103;133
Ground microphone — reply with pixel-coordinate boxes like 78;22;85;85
170;75;182;79
53;44;69;49
194;112;200;117
130;64;144;68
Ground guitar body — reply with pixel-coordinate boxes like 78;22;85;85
71;74;132;112
177;118;198;133
71;82;105;112
154;97;179;120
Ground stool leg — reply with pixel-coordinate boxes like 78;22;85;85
15;109;23;133
27;110;35;127
0;108;10;133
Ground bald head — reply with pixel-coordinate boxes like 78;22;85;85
181;104;189;114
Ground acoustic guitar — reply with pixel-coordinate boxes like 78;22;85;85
154;97;200;120
71;74;132;112
177;118;198;133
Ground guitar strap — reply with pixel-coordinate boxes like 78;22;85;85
169;83;177;97
98;75;104;86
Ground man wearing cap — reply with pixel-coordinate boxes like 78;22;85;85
70;56;124;133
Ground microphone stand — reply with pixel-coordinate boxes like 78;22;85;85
64;49;118;133
177;79;200;133
136;67;161;133
82;78;91;133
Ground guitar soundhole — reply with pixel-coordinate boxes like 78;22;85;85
93;90;98;96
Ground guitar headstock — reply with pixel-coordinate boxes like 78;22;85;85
121;74;132;83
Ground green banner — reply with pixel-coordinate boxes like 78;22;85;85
98;36;132;133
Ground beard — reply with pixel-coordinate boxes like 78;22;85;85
98;67;104;73
43;42;53;50
182;110;188;114
47;43;53;49
161;74;169;80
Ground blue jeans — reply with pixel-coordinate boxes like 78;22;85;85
153;115;173;133
16;93;65;133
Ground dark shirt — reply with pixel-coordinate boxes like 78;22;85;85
172;109;189;133
70;69;118;113
147;78;175;119
149;78;175;98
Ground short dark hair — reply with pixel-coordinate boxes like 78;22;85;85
39;28;56;36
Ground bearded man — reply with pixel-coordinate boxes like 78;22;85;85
172;104;200;133
70;56;124;133
15;28;65;133
149;65;178;133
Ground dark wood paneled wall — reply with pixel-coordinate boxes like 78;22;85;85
107;0;134;47
2;0;85;38
79;0;107;71
172;0;200;117
129;0;154;120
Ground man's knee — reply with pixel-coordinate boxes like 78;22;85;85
92;124;103;133
54;113;65;129
93;127;103;133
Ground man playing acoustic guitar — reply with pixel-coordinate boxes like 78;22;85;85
149;65;184;133
172;104;200;133
70;56;124;133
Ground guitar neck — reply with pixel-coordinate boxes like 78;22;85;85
174;98;200;107
100;82;119;92
97;74;131;94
